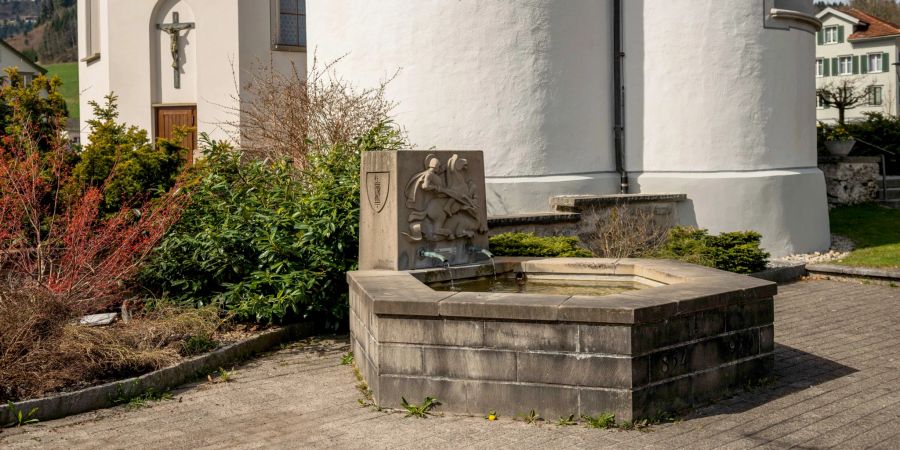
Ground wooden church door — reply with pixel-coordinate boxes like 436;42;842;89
155;105;197;160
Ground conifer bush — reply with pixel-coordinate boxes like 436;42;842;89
654;227;769;274
489;232;592;258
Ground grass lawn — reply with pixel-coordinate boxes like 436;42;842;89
44;62;79;120
830;203;900;269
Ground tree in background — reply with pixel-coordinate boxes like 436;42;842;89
815;1;900;24
849;0;900;23
817;77;876;125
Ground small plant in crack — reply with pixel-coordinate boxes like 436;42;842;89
401;396;440;418
582;412;616;429
556;414;578;426
4;401;39;427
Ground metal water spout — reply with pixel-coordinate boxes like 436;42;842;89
469;246;497;280
419;249;448;265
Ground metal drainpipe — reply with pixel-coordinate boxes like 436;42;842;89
613;0;628;194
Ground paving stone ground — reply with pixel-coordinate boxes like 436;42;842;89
2;279;900;449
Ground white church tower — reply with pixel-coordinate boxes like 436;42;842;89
77;0;307;155
309;0;829;256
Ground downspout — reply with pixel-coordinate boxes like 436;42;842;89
613;0;628;193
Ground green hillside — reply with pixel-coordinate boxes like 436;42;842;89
45;62;78;119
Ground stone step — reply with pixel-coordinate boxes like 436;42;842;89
876;188;900;200
550;193;687;213
876;177;900;189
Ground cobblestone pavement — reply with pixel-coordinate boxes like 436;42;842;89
2;280;900;449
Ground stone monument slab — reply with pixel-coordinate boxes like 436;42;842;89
360;151;489;270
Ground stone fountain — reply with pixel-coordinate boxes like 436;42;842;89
349;150;775;421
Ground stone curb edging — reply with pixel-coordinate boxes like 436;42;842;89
806;264;900;284
0;322;317;426
750;263;808;283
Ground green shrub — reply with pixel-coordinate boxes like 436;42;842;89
818;113;900;173
0;68;69;151
489;232;592;258
654;226;769;274
140;123;403;323
71;94;187;212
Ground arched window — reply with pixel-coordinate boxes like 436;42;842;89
274;0;306;51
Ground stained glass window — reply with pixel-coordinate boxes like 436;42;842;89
278;0;306;48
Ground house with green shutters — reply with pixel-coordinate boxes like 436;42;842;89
815;7;900;122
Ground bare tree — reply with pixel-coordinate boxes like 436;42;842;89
817;77;875;125
222;54;404;170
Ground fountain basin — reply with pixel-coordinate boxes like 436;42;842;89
347;258;775;421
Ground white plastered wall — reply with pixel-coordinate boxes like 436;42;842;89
307;0;619;215
78;0;306;154
627;0;830;256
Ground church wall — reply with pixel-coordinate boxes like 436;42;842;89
78;0;306;151
78;0;111;142
628;0;830;256
309;0;830;257
308;0;618;215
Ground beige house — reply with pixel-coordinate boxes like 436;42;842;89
815;7;900;122
0;38;45;83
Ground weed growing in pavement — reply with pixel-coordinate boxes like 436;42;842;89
556;414;578;426
340;352;354;365
401;397;440;418
514;409;542;425
4;401;39;427
582;412;617;429
208;367;234;383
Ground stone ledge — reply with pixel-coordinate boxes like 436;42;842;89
0;322;317;426
550;193;687;212
487;212;581;227
349;259;777;325
806;264;900;282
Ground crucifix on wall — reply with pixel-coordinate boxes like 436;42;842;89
157;12;194;89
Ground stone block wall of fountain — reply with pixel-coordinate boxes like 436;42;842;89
359;151;490;271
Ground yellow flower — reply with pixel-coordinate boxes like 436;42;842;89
488;414;496;421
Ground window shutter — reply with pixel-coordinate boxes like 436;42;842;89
861;56;868;74
817;31;824;45
838;26;845;43
884;52;891;72
853;56;859;74
832;57;838;75
824;59;831;76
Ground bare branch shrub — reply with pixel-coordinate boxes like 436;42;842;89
579;203;675;259
224;54;404;170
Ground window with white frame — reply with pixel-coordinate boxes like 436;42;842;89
816;59;824;77
839;56;852;75
868;53;883;73
869;85;883;106
824;26;838;44
274;0;306;50
817;95;827;109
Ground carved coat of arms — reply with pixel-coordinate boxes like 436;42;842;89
366;172;390;213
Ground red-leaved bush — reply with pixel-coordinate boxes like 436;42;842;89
0;115;188;314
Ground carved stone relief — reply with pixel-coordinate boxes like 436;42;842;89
366;172;390;213
402;153;488;242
